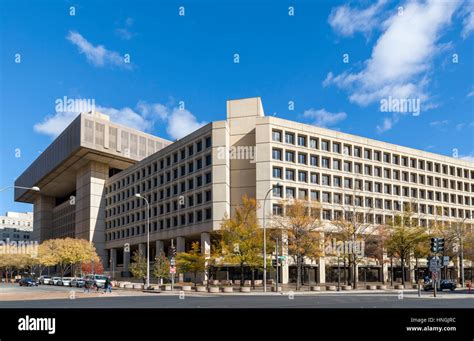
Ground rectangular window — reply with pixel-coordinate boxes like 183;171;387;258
272;130;282;142
285;132;295;144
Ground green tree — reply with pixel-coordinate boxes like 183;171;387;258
218;196;266;287
176;242;206;285
153;252;170;285
129;251;147;284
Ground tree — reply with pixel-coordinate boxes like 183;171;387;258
129;251;147;284
55;238;98;276
218;196;266;287
176;242;206;285
386;211;428;285
81;260;104;275
153;252;170;285
273;198;323;290
330;192;383;289
36;239;60;276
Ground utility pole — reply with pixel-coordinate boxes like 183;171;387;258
171;239;175;291
275;237;279;293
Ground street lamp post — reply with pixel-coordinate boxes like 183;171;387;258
262;183;280;293
135;193;150;289
0;185;40;193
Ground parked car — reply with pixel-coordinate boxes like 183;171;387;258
71;277;86;288
50;277;61;286
84;274;108;288
38;275;52;285
423;279;456;291
19;278;38;287
58;277;73;286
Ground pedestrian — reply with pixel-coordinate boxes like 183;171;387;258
83;281;90;293
467;280;472;294
104;277;112;294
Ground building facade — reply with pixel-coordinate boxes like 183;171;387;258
0;212;33;242
15;98;474;283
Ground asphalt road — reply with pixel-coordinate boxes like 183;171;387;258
1;284;473;308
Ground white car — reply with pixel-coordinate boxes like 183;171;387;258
50;277;61;285
59;277;73;286
84;274;108;288
38;276;52;285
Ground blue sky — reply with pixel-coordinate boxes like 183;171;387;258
1;0;473;213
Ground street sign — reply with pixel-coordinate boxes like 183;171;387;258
442;256;450;266
170;258;176;266
429;258;440;272
170;266;176;274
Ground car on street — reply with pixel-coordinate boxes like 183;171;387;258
58;277;73;286
84;274;108;288
50;277;61;286
19;278;38;287
38;275;52;285
423;279;456;291
71;277;86;287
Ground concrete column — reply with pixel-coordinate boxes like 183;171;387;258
155;240;164;257
75;161;108;264
318;257;326;284
409;251;416;283
33;195;55;242
123;245;130;276
382;249;389;284
176;237;185;281
201;233;211;282
281;230;289;284
110;248;117;272
138;243;146;257
176;236;185;252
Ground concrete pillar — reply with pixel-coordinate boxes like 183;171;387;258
281;230;289;284
32;195;55;242
75;161;108;264
176;236;185;252
138;243;146;257
201;233;211;282
382;249;389;284
155;240;164;257
176;237;185;281
110;248;117;272
318;257;326;284
123;245;130;276
409;251;416;283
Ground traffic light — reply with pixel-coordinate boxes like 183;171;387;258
430;237;438;253
437;238;445;253
272;259;277;267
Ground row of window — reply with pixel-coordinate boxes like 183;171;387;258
106;190;212;225
272;205;471;225
271;153;473;193
271;130;473;179
107;171;212;206
107;136;212;193
106;208;212;241
272;186;472;218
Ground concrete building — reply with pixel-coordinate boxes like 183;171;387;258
0;211;33;242
15;98;474;283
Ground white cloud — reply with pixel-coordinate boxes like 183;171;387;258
325;0;461;132
34;100;205;140
429;120;449;127
460;154;474;163
302;108;347;128
66;31;131;69
34;111;77;136
328;0;387;37
461;1;474;38
376;116;397;133
166;108;207;140
467;90;474;97
116;17;135;40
